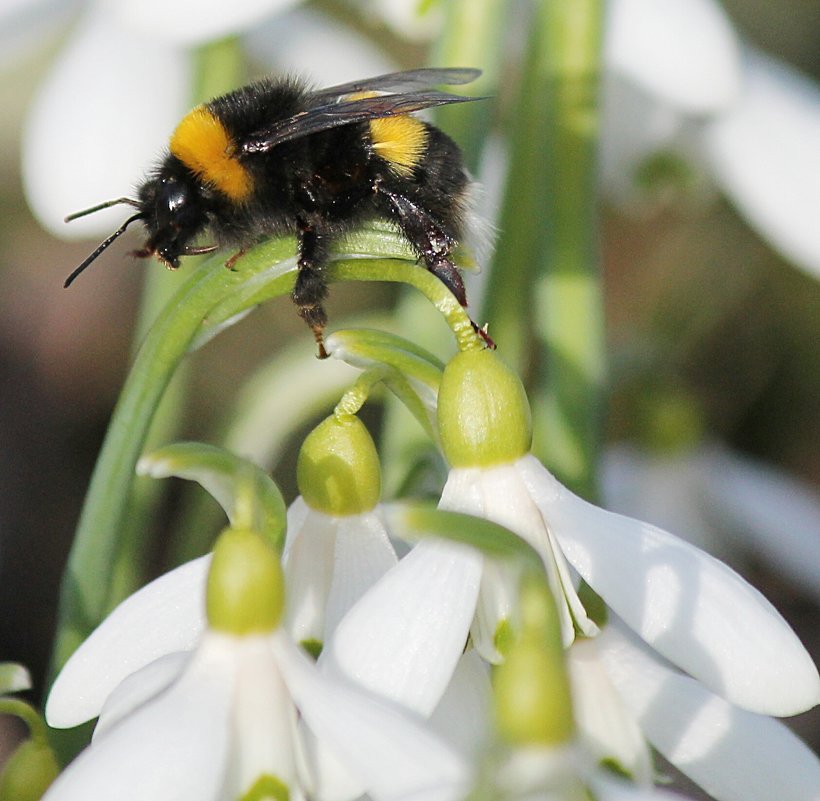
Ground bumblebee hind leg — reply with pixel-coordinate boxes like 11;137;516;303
293;222;331;358
378;186;496;350
377;187;467;306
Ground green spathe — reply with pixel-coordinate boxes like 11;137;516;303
297;415;381;516
438;350;532;467
207;528;285;634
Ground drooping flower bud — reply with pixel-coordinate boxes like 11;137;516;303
297;415;381;516
438;350;532;468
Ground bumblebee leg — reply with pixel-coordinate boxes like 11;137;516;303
224;247;247;271
378;187;495;349
377;188;467;305
294;222;331;359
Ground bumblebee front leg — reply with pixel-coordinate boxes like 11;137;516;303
294;222;331;359
377;188;467;306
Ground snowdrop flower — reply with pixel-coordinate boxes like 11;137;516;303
568;620;820;801
331;349;819;730
603;0;820;277
602;440;820;604
325;349;818;800
284;413;399;652
434;349;819;716
44;525;469;801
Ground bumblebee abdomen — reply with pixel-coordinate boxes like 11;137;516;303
369;114;429;178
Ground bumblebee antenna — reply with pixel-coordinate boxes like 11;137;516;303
64;197;140;223
63;213;145;288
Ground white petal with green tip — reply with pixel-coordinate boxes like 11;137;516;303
518;454;820;715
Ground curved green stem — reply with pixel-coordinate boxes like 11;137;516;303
334;367;391;419
0;699;48;744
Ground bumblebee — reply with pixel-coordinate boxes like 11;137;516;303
65;67;490;356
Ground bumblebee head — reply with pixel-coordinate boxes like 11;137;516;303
63;161;208;287
138;167;208;270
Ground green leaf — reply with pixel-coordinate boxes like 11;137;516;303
138;442;286;551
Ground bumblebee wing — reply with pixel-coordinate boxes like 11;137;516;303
241;90;484;154
312;67;481;100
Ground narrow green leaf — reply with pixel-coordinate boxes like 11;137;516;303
529;0;606;500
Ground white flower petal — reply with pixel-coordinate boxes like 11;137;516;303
324;510;398;636
22;5;190;238
94;652;189;740
113;0;299;46
700;445;820;603
442;466;577;655
605;0;741;112
0;0;74;70
589;772;694;801
320;538;481;716
519;454;820;715
229;637;303;798
274;634;470;801
428;650;491;759
704;47;820;277
42;632;236;801
567;638;653;784
246;7;395;86
599;624;820;801
46;555;209;728
284;503;336;644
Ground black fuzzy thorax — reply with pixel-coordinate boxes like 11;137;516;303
198;77;471;252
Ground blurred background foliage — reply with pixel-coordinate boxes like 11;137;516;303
0;0;817;777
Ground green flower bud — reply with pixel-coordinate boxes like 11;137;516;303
493;578;574;746
0;739;59;801
297;415;381;516
438;350;532;468
207;528;285;635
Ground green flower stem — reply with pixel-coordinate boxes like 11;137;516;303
327;328;444;442
48;238;293;681
334;367;391;419
479;7;554;374
530;0;605;499
384;501;543;575
107;37;248;608
433;0;505;171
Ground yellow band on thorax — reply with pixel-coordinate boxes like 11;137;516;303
170;107;253;201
